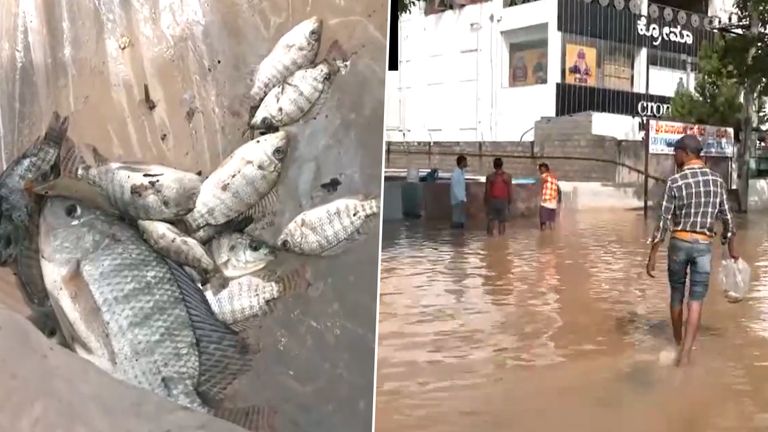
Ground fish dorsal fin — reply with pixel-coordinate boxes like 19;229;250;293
164;258;254;407
59;140;110;178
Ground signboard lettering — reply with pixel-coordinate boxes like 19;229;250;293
648;119;734;157
637;101;671;117
636;16;693;46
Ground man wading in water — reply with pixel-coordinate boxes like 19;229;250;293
450;155;468;229
646;134;738;366
485;158;513;236
538;162;559;231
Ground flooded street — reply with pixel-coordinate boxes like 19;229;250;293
376;210;768;432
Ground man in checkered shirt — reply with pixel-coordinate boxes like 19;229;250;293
646;134;739;366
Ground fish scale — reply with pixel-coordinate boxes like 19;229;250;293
277;197;380;256
70;218;204;410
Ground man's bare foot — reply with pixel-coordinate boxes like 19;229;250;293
674;350;691;367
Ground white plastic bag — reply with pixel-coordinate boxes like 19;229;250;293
720;247;751;303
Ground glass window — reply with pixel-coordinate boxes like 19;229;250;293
649;49;698;72
504;24;548;88
561;34;637;91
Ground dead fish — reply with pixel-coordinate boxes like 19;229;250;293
137;220;216;278
0;111;69;264
277;196;380;256
182;132;288;231
250;61;335;130
209;232;277;279
71;161;202;221
249;17;323;108
38;197;265;428
204;266;310;331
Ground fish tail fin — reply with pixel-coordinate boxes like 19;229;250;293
362;197;381;216
214;405;278;432
42;111;70;148
279;264;311;295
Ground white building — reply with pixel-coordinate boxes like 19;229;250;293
385;0;739;143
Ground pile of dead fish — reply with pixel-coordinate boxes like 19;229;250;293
0;16;379;432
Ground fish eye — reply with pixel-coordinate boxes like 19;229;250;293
64;203;80;219
309;29;320;41
280;239;291;250
46;327;57;338
272;146;286;159
259;117;273;129
247;240;262;251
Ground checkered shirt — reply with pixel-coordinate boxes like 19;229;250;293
651;165;735;244
540;172;558;203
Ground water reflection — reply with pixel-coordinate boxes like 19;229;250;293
376;210;768;432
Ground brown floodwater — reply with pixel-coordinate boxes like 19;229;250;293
375;210;768;432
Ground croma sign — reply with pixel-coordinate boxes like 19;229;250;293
637;101;671;117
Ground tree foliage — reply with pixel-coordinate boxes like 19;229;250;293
672;0;768;128
398;0;420;17
670;37;744;128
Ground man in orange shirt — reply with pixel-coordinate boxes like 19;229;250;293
538;162;558;231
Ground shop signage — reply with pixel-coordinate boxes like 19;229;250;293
648;119;734;157
556;83;673;118
636;16;693;47
637;100;671;117
557;0;713;56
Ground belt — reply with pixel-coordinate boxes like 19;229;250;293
671;230;712;243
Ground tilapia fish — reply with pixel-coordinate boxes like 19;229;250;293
209;232;277;279
183;132;288;231
249;17;323;107
250;61;335;130
38;197;259;421
137;220;216;278
75;162;202;221
277;197;380;256
0;112;69;317
205;266;310;330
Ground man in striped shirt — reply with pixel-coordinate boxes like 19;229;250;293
646;134;738;366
